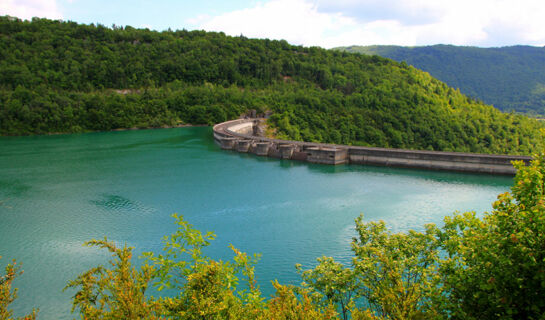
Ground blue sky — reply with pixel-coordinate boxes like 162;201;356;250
2;0;545;48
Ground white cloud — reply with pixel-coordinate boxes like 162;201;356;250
0;0;62;20
186;14;212;26
196;0;545;48
200;0;354;47
315;0;447;25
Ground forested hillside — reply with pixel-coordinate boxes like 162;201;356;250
1;17;543;154
335;45;545;115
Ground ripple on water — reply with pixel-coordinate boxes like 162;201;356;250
0;127;513;320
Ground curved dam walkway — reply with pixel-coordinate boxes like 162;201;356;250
213;118;531;175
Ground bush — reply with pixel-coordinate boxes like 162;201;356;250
436;150;545;319
298;149;545;319
0;257;37;320
66;214;336;319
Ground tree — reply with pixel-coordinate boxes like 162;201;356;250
297;218;442;320
297;257;359;320
300;146;545;319
64;239;163;319
351;218;442;320
143;213;264;319
67;214;337;319
436;149;545;319
0;257;37;320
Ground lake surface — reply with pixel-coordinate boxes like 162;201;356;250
0;127;513;319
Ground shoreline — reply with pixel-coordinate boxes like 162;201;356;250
1;123;209;138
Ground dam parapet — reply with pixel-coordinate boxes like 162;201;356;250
212;118;530;175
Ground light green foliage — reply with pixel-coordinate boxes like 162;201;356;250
0;257;37;320
297;257;359;320
64;239;163;319
300;150;545;319
142;213;219;292
298;218;442;320
260;281;338;320
144;214;265;319
67;214;337;319
436;151;545;319
352;218;441;320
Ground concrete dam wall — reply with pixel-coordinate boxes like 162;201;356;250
213;119;531;175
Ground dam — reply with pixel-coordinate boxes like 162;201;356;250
213;118;531;175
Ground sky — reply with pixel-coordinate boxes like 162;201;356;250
1;0;545;48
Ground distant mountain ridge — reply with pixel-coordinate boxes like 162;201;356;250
334;45;545;115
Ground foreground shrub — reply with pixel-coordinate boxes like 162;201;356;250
0;257;37;320
64;240;163;319
298;218;443;320
297;150;545;319
436;151;545;319
67;214;337;319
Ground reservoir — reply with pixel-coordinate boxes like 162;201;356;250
0;127;513;319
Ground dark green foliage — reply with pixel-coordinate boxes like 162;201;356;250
1;17;543;155
266;75;544;155
335;45;545;115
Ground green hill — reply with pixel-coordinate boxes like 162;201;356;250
334;44;545;115
0;17;543;155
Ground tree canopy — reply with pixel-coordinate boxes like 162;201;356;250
1;16;543;155
335;44;545;116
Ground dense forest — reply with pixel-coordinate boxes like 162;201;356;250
335;44;545;115
1;17;543;155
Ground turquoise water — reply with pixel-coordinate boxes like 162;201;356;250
0;127;512;319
